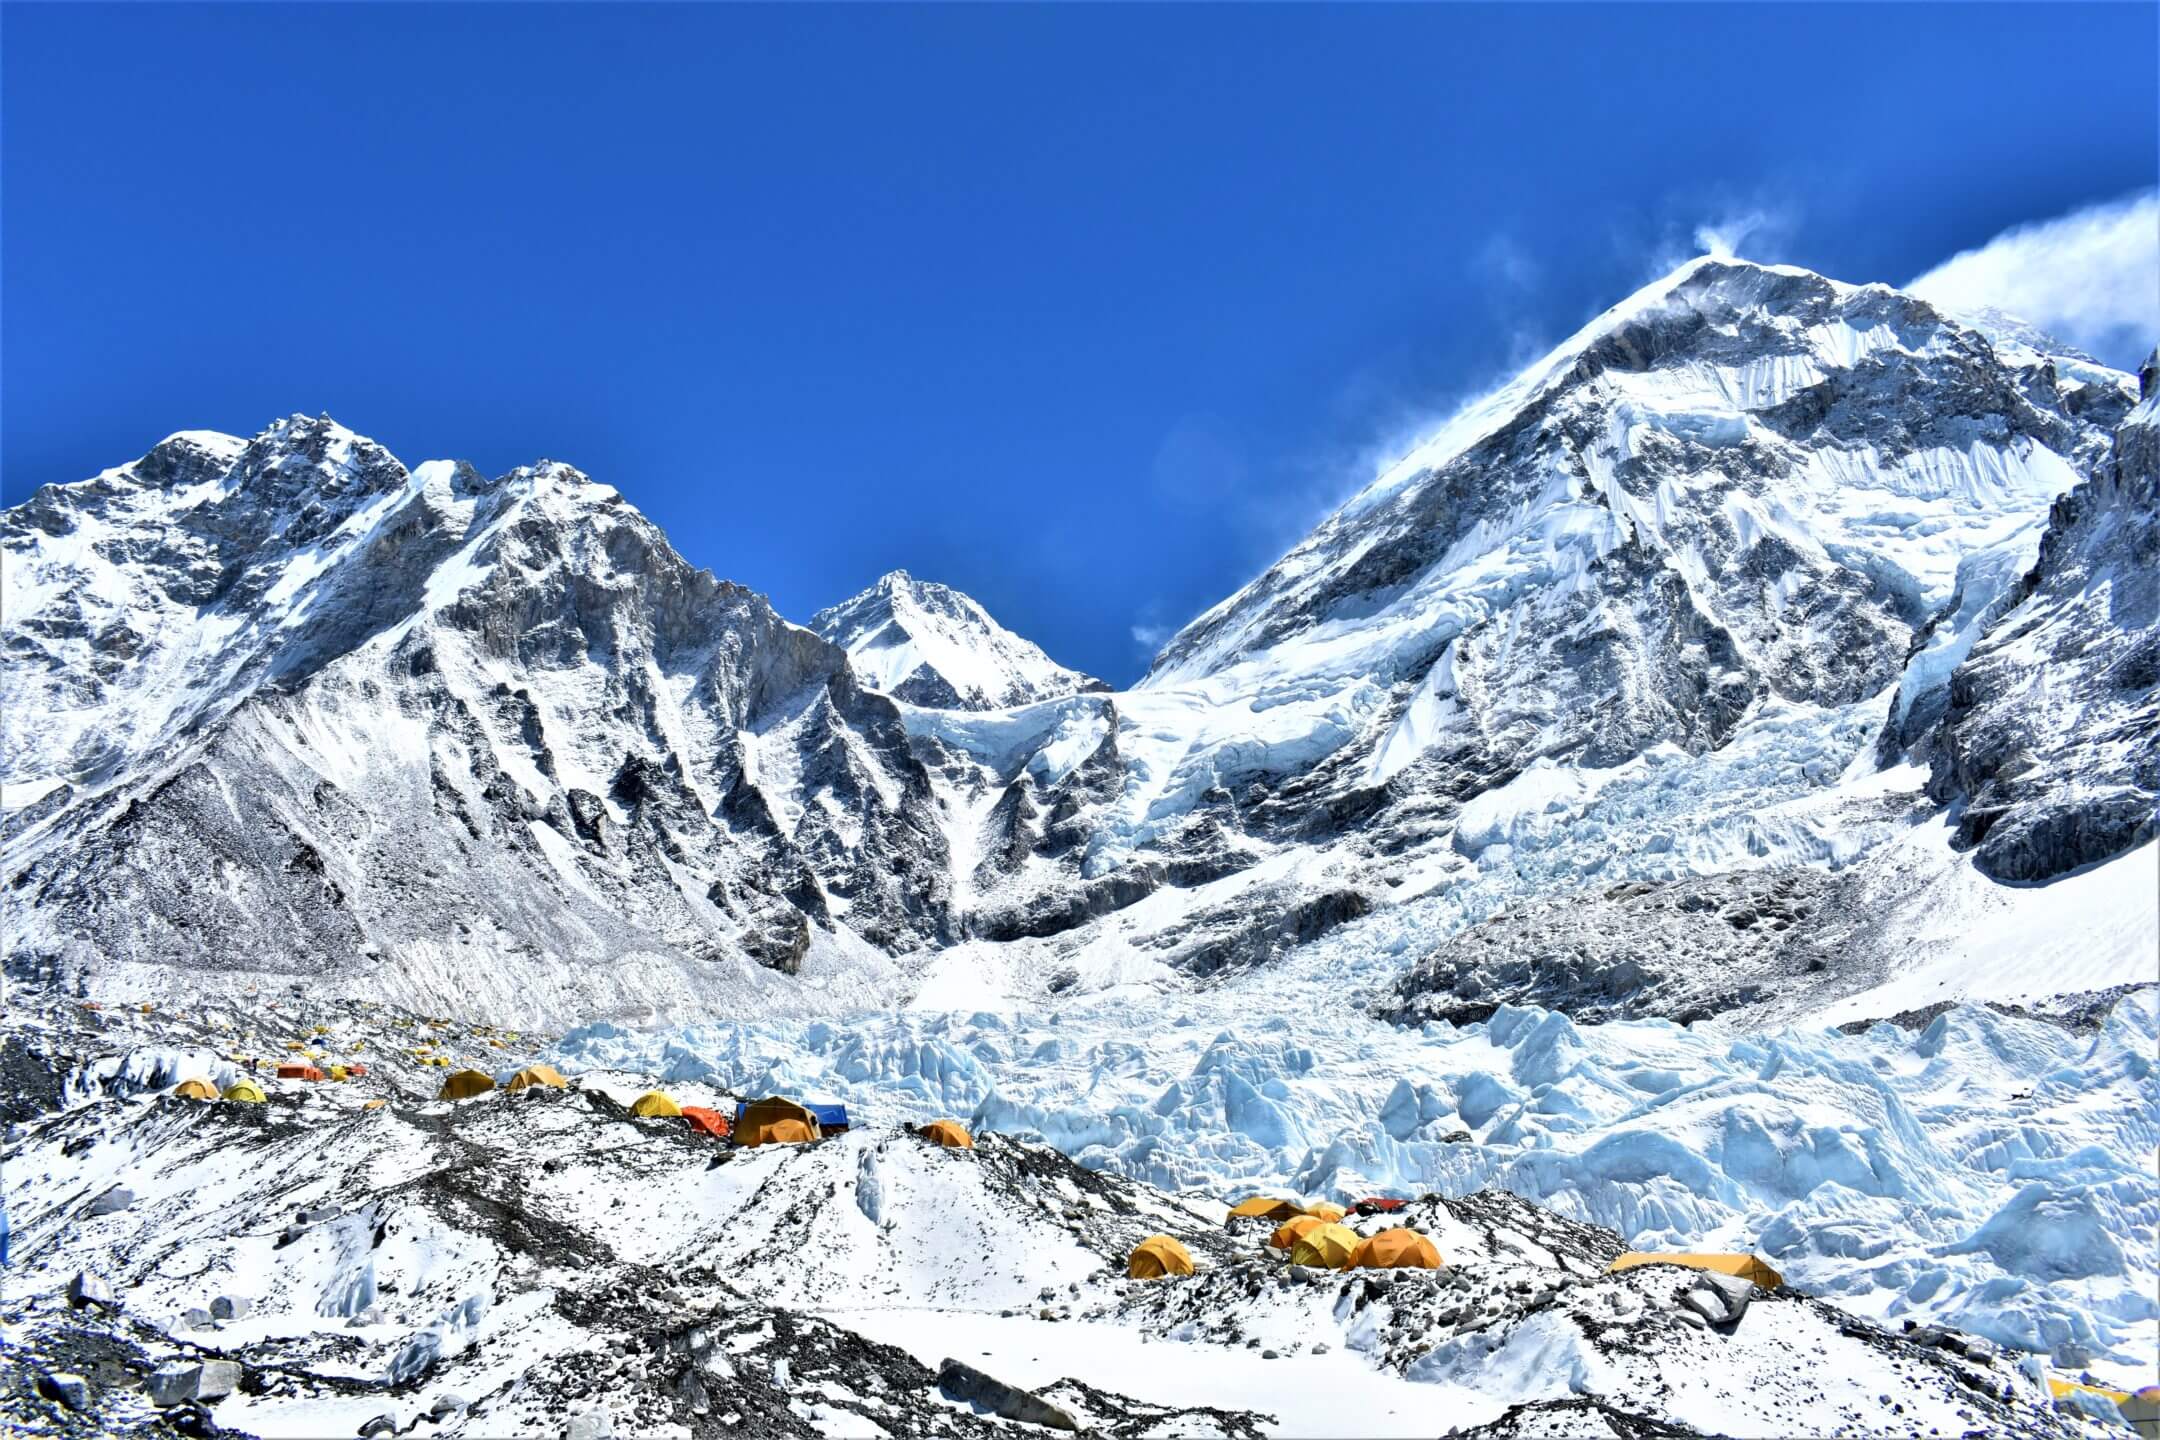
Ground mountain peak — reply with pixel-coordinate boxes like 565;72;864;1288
813;572;1104;711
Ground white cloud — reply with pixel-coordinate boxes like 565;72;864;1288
1692;208;1785;261
1130;622;1171;652
1907;190;2158;367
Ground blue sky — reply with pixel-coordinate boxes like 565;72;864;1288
5;4;2155;684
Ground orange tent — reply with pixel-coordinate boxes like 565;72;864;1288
1304;1201;1349;1223
1227;1196;1305;1223
1349;1229;1444;1269
742;1117;816;1146
734;1097;822;1147
680;1106;731;1140
1607;1252;1782;1289
172;1078;220;1102
276;1063;325;1082
1269;1215;1326;1251
921;1120;975;1149
1127;1235;1196;1279
506;1064;567;1093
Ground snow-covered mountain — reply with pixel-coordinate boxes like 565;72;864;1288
3;259;2153;1032
810;570;1105;710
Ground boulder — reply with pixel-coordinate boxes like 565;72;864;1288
182;1306;214;1329
427;1393;469;1420
85;1185;136;1217
938;1358;1080;1432
148;1363;206;1407
564;1410;614;1440
195;1360;242;1402
65;1269;116;1310
37;1372;90;1410
211;1295;252;1321
358;1412;397;1437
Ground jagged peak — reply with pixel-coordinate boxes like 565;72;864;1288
813;570;1103;711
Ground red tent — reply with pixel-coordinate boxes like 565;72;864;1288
1352;1197;1407;1216
347;1063;369;1077
680;1105;731;1140
276;1063;325;1082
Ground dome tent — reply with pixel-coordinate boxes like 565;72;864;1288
733;1097;823;1147
506;1064;568;1092
1303;1201;1348;1223
1268;1215;1325;1251
1607;1252;1782;1289
172;1078;220;1102
680;1105;731;1139
1349;1228;1443;1269
1127;1235;1195;1279
438;1069;497;1101
1227;1195;1305;1223
221;1079;267;1103
630;1091;681;1118
920;1120;974;1149
1288;1223;1360;1269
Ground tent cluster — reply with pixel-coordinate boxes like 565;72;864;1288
1129;1193;1453;1281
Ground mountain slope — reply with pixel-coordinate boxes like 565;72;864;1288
1927;347;2160;881
3;259;2149;1027
811;570;1106;710
3;418;956;1021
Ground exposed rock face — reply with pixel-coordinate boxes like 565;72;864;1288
811;570;1105;711
1927;348;2160;882
1384;868;1843;1026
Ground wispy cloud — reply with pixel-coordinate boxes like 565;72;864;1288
1907;190;2158;368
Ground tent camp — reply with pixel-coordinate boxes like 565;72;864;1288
507;1064;567;1093
1288;1223;1360;1269
733;1097;823;1147
630;1091;682;1118
1268;1215;1326;1251
221;1080;267;1103
1127;1235;1195;1279
807;1103;850;1135
172;1078;220;1102
276;1063;324;1082
1350;1229;1444;1269
1607;1252;1783;1289
1227;1196;1305;1223
1304;1201;1348;1223
438;1069;497;1101
920;1120;974;1149
680;1105;731;1139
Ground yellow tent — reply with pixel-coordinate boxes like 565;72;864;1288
285;1041;307;1052
630;1091;682;1118
221;1079;268;1103
1349;1229;1444;1269
1607;1252;1783;1289
327;1064;350;1081
1228;1196;1306;1223
735;1097;823;1147
1127;1235;1195;1279
2119;1387;2160;1439
173;1078;220;1102
1304;1201;1348;1223
362;1098;388;1111
921;1120;975;1149
438;1069;497;1101
1289;1223;1360;1269
506;1064;568;1092
1268;1215;1326;1251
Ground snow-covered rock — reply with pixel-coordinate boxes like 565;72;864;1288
812;569;1105;710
